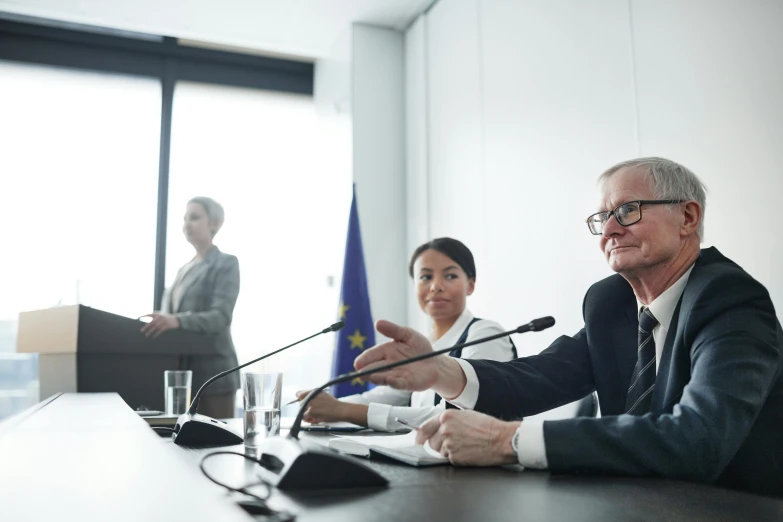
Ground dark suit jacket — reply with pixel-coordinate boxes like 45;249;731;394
162;246;241;396
469;247;783;496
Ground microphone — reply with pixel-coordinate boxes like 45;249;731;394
171;321;345;447
255;316;555;490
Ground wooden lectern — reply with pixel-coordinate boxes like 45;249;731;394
16;305;214;411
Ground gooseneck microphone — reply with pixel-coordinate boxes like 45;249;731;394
171;321;345;447
187;321;345;416
290;316;553;439
256;316;555;490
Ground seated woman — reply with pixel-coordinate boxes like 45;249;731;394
297;237;517;432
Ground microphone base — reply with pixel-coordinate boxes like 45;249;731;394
256;435;388;490
172;412;244;447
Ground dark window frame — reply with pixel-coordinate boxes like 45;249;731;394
0;19;314;309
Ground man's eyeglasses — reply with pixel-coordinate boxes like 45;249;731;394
586;200;684;235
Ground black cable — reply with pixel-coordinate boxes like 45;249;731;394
152;427;176;433
199;451;273;505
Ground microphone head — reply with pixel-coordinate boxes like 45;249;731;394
330;321;346;332
529;316;555;331
515;316;555;334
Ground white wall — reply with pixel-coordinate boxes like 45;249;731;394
405;16;431;331
351;25;408;333
406;0;783;356
479;0;638;353
631;0;783;301
425;0;492;317
314;27;352;116
314;24;408;341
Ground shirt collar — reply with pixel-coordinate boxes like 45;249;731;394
429;308;474;349
636;265;694;331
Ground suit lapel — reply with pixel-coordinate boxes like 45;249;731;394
175;247;220;313
651;298;683;412
175;262;209;313
651;248;719;412
613;296;640;394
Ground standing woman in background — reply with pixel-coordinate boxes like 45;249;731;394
297;237;517;431
141;197;241;419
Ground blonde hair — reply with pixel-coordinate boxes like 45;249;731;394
188;197;225;237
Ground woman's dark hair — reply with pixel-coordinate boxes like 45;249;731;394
408;237;476;281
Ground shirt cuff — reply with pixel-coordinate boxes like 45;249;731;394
339;393;367;405
515;419;548;469
367;402;393;431
446;359;480;410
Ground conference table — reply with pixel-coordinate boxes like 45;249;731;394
2;393;782;521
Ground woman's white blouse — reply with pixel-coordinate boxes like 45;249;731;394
340;308;516;432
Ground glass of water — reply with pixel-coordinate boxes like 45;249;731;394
164;370;192;415
241;372;282;446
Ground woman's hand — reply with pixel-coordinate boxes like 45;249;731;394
140;312;181;338
295;389;368;426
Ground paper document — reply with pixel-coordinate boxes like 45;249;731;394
280;418;366;432
328;431;449;467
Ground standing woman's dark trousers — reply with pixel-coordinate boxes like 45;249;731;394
198;392;236;419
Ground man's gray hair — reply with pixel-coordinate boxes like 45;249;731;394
188;196;225;237
598;157;707;239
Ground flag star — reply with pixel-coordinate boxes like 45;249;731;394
351;377;365;386
338;302;351;320
347;329;367;350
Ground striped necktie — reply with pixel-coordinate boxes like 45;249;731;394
625;307;659;415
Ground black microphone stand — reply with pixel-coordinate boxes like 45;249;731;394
255;316;555;490
171;321;345;447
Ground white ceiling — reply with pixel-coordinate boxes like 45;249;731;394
0;0;435;60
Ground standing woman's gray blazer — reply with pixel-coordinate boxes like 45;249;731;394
161;246;241;397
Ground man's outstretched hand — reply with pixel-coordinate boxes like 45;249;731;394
354;320;467;399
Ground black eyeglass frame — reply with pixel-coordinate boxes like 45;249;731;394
586;199;685;235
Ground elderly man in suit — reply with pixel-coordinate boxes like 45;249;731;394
356;158;783;496
142;196;241;419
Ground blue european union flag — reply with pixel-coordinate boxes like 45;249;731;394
331;185;375;398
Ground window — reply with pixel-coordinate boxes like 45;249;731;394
166;82;351;410
0;60;160;339
0;61;160;418
0;22;318;420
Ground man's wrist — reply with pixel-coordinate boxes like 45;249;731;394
494;421;521;464
433;356;467;400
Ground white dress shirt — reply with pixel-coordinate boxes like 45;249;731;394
449;266;694;469
340;308;516;432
